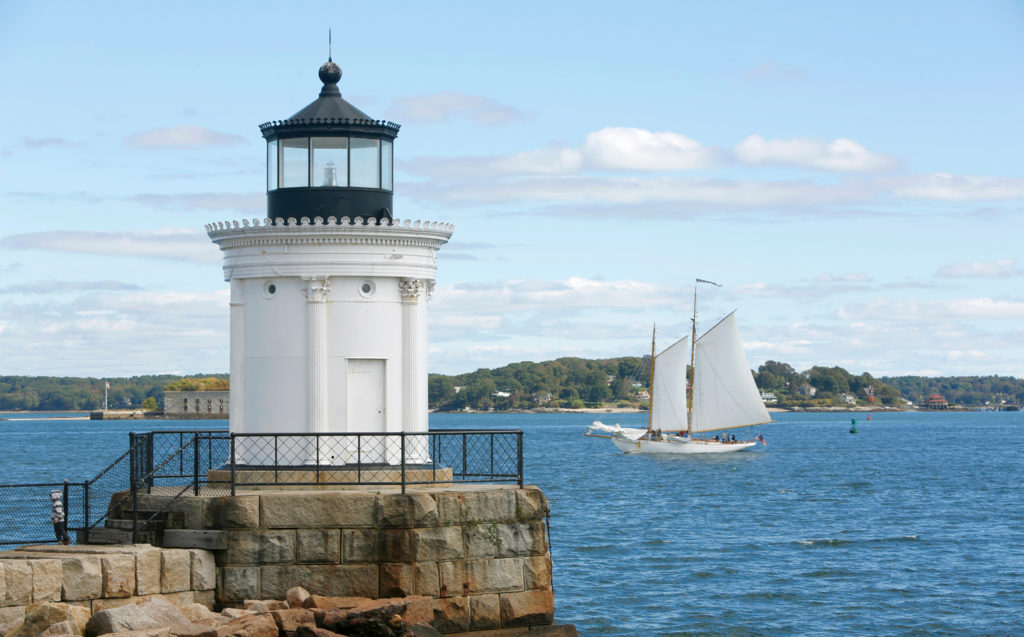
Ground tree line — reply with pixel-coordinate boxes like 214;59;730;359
0;374;229;412
2;364;1021;413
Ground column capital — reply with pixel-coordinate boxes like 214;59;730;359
302;276;331;302
399;278;424;303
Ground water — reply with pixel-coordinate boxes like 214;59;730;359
433;410;1024;636
2;410;1022;634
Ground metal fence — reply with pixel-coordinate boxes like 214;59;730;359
0;428;523;547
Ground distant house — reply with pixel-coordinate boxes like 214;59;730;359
164;391;229;418
636;390;650;401
923;394;948;409
797;384;817;397
631;382;643;389
759;391;777;405
840;393;857;405
491;390;511;399
531;391;553;405
605;375;615;386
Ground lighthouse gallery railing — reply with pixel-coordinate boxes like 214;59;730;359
0;428;523;546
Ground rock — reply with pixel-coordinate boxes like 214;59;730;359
285;587;310;609
8;602;90;637
0;607;26;636
38;620;76;636
104;630;170;637
269;608;316;633
177;603;226;626
295;627;346;637
407;624;443;637
301;595;367;610
243;600;288;612
85;604;162;636
136;598;193;631
213;613;278;637
220;608;257;619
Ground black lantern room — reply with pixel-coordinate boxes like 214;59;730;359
259;58;400;222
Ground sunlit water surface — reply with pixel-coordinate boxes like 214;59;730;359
2;410;1021;635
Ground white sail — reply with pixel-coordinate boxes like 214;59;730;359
651;336;689;432
690;312;770;433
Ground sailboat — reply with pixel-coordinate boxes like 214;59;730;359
586;279;770;454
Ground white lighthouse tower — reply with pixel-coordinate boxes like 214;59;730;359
206;57;452;466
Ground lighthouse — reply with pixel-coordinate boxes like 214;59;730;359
206;57;453;466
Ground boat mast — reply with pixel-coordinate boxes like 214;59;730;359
647;324;655;432
690;278;722;434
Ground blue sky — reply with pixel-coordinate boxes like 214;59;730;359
1;1;1023;378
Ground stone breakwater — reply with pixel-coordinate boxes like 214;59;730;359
0;544;215;635
0;580;578;636
158;485;559;633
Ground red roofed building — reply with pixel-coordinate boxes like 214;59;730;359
923;394;948;409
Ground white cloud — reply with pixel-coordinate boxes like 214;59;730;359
0;280;142;295
0;290;229;376
838;297;1024;321
581;127;714;171
407;174;868;209
124;125;246;149
893;173;1024;201
935;258;1021;279
734;135;897;172
436;276;677;314
127;192;264;214
386;92;527;126
0;229;221;263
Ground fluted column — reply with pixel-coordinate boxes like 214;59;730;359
400;278;427;462
304;276;331;438
229;279;245;463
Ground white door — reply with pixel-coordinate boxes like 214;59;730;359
347;359;386;463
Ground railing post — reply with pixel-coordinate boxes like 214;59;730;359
230;436;236;497
462;434;468;479
401;434;407;494
193;433;201;496
489;433;494;479
82;480;90;544
61;479;70;545
517;431;524;488
131;473;139;545
145;432;155;494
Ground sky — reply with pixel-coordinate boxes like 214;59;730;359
1;1;1023;379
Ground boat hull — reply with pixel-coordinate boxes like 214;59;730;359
611;434;757;454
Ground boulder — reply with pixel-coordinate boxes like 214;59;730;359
301;595;367;610
285;587;310;609
85;604;162;636
212;613;278;637
295;627;346;637
242;600;288;612
38;621;76;636
7;602;90;637
177;603;226;627
136;598;193;632
104;630;170;637
269;608;316;633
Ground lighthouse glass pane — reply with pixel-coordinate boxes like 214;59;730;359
281;138;310;188
267;140;278;190
312;137;348;187
350;138;380;188
381;140;393;191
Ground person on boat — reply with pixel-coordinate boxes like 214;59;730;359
713;434;721;441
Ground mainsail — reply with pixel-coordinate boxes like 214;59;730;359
690;312;770;433
651;336;689;432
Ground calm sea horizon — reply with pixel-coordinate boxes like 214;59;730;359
2;410;1021;635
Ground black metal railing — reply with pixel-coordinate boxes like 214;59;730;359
227;429;523;494
0;428;523;546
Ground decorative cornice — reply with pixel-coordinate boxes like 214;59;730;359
206;217;455;248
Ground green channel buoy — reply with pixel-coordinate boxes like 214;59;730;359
850;418;858;434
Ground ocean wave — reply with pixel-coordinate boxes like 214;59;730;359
797;534;919;548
